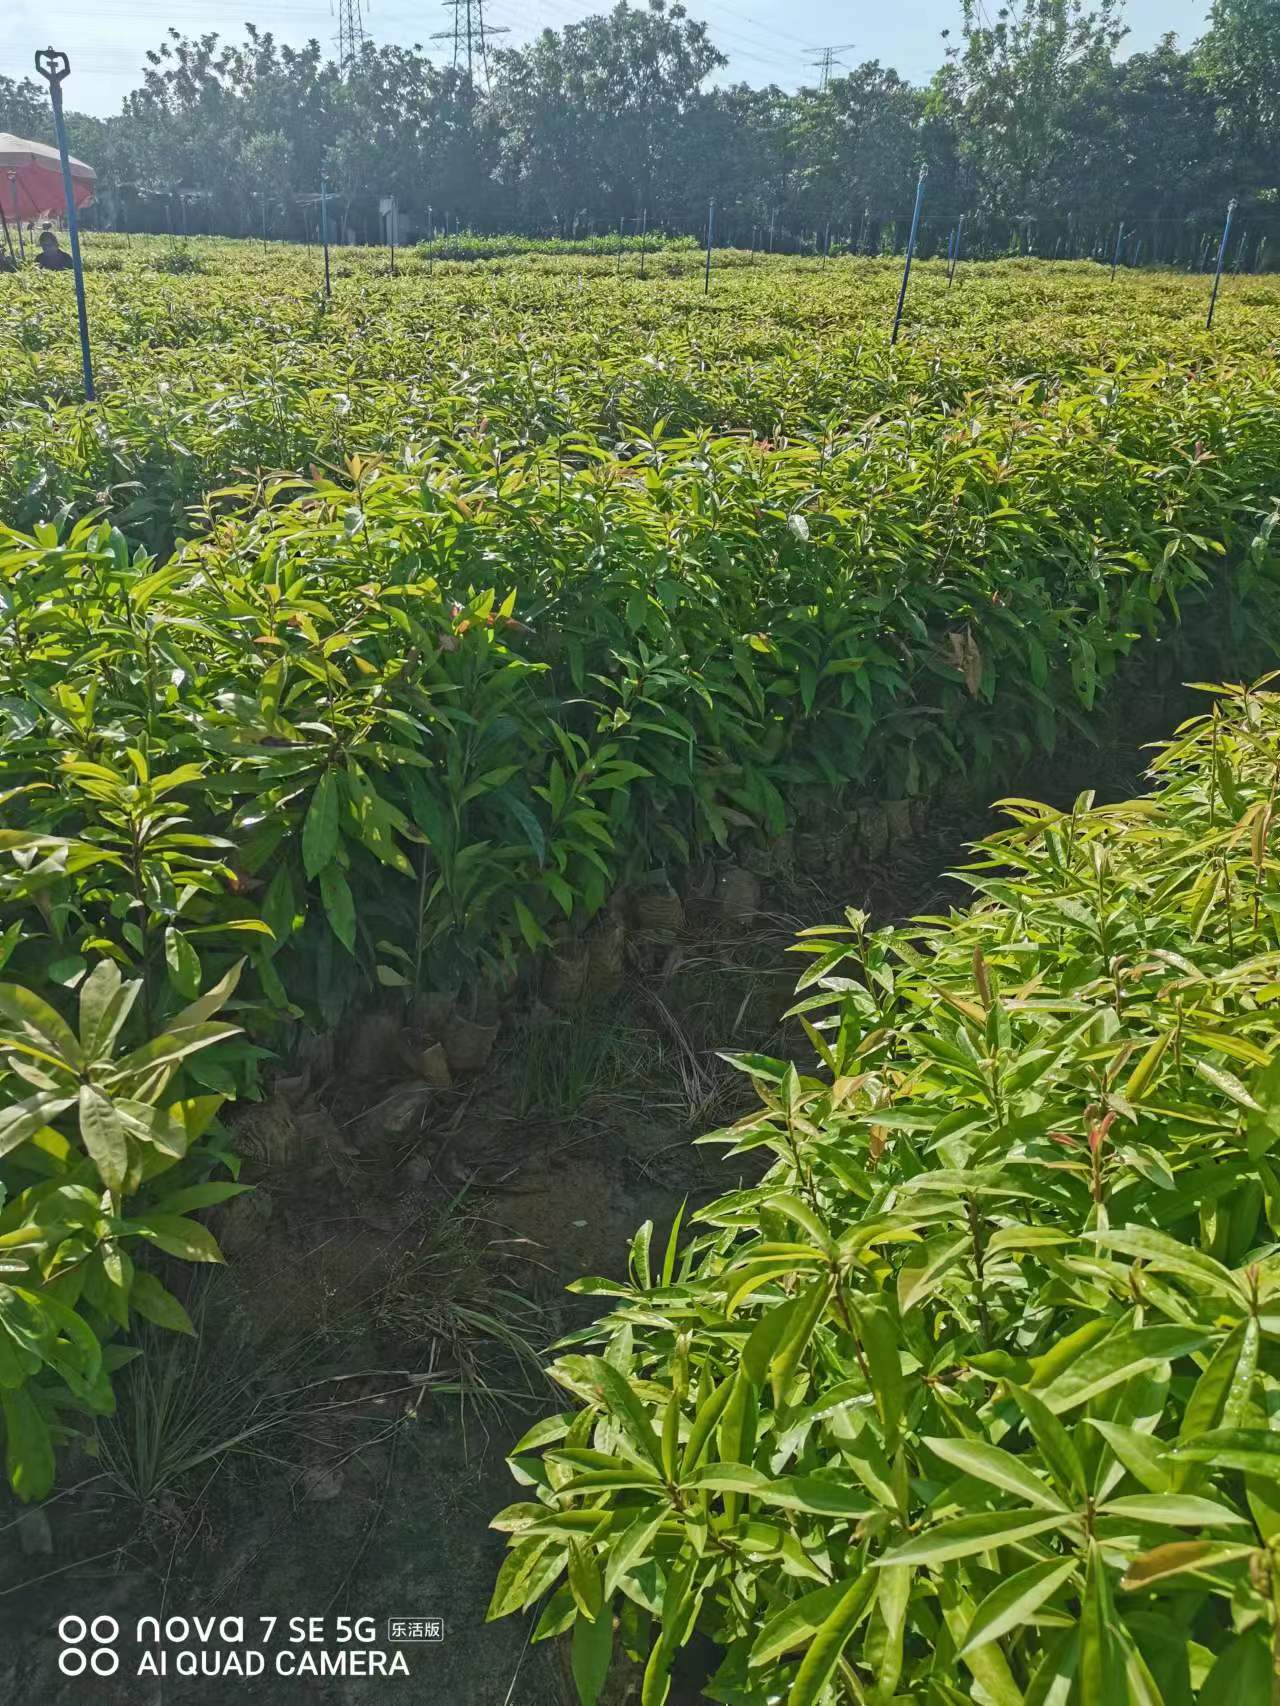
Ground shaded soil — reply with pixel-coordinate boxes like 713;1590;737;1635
0;675;1195;1706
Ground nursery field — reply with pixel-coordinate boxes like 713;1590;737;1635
1;238;1280;1704
0;241;1276;1031
2;236;1279;549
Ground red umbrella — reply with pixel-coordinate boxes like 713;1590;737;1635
0;131;95;221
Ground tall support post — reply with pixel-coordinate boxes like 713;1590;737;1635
260;192;268;252
768;209;775;252
639;207;647;279
34;48;94;401
1206;197;1238;330
947;212;965;288
890;164;928;346
1109;219;1125;281
320;174;332;299
822;218;830;266
703;197;715;295
7;175;24;260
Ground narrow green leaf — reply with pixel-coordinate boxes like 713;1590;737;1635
125;1212;224;1263
1091;1226;1243;1303
127;1268;195;1335
786;1571;876;1706
571;1608;613;1706
680;1374;733;1478
1008;1382;1086;1499
78;1083;127;1194
1198;1630;1272;1704
1079;1541;1124;1706
1036;1326;1208;1415
879;1509;1067;1567
604;1510;666;1599
163;927;201;1000
924;1435;1068;1513
302;770;340;878
1086;1420;1171;1494
568;1541;604;1621
750;1579;852;1668
960;1558;1078;1657
587;1358;664;1472
1;1385;54;1502
1173;1429;1280;1477
319;863;357;955
1100;1493;1247;1527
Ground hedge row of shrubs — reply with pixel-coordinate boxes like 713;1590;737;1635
493;675;1280;1703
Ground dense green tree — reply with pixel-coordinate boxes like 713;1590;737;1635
1112;39;1227;248
21;0;1277;262
1200;0;1280;156
490;1;723;226
0;75;49;142
790;65;923;235
947;0;1126;220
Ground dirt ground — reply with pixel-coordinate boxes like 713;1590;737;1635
0;675;1191;1706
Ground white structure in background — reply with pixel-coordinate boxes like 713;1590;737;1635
380;195;411;246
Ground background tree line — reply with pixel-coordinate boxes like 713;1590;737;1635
2;0;1277;265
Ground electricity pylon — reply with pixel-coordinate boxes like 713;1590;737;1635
809;43;856;90
335;0;367;68
431;0;508;91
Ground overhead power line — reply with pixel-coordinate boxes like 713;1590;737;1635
456;0;816;81
693;0;822;58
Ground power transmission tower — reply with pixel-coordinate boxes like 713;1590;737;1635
335;0;367;68
808;42;856;90
431;0;508;90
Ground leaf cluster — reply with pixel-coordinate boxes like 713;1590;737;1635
491;677;1280;1703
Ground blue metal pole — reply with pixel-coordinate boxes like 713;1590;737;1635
320;174;332;299
1206;198;1237;330
1109;219;1125;281
34;48;94;401
891;164;928;345
704;197;715;295
947;212;964;289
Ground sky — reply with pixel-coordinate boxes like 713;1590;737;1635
3;0;1214;118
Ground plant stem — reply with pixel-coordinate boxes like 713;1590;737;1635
967;1194;991;1348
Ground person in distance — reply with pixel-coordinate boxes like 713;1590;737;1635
36;227;74;270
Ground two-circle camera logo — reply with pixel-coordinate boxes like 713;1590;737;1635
58;1616;120;1676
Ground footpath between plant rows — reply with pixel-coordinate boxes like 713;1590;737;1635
0;654;1203;1706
